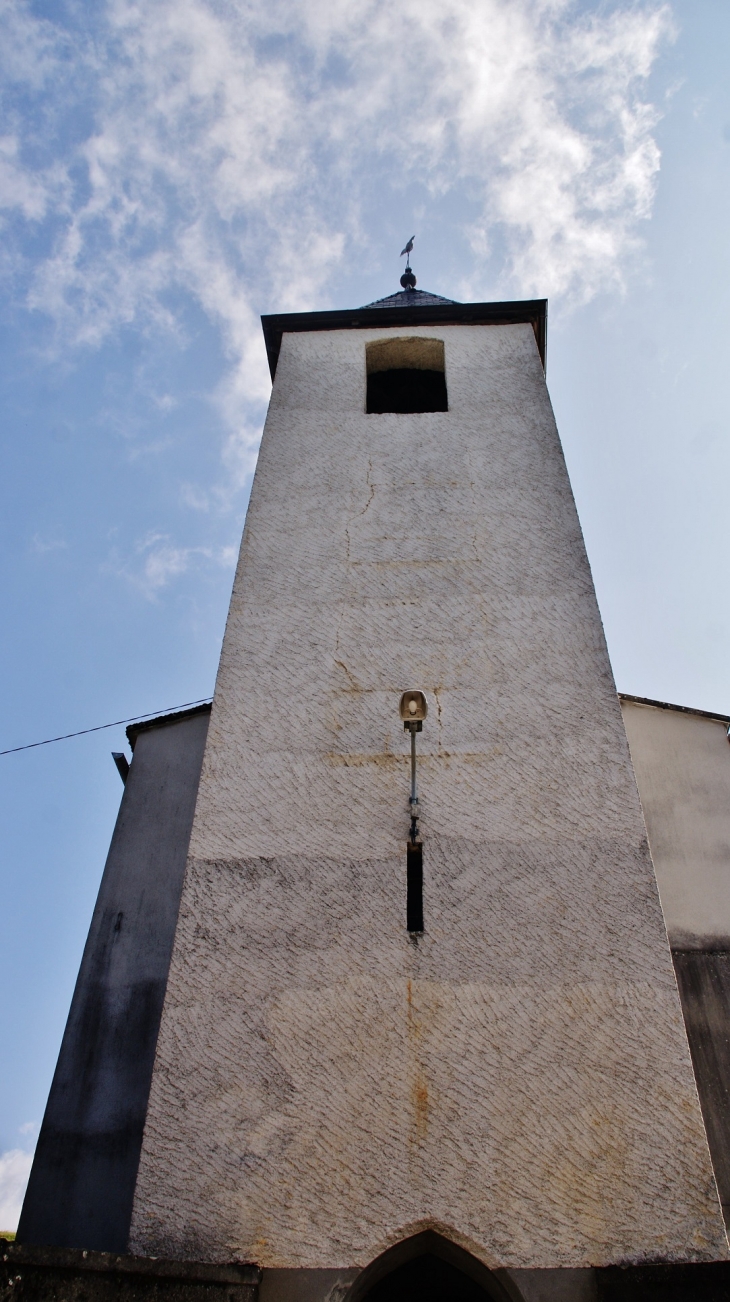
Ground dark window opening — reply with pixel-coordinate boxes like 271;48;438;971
367;369;448;414
366;336;447;415
407;843;424;933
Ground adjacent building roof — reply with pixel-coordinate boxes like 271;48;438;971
126;702;212;749
619;693;730;726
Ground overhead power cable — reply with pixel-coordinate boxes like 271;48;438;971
0;698;213;757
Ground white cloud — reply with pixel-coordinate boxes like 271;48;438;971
30;533;67;554
0;1148;33;1233
0;136;49;218
1;0;674;482
141;537;194;592
0;0;66;90
113;531;238;598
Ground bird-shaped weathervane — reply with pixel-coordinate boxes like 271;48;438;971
399;235;416;290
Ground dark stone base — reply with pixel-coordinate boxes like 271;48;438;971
597;1262;730;1301
5;1247;730;1302
0;1245;260;1302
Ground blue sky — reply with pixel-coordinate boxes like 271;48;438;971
1;0;729;1229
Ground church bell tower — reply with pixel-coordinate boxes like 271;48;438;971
132;278;727;1273
16;268;730;1302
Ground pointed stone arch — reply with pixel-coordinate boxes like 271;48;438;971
345;1231;521;1302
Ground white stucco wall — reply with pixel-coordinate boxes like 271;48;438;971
621;699;730;947
130;322;727;1268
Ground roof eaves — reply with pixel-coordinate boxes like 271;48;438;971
261;297;547;381
619;693;730;725
126;701;212;750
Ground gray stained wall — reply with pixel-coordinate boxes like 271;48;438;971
621;697;730;1227
16;705;211;1254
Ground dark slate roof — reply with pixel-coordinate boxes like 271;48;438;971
361;288;459;309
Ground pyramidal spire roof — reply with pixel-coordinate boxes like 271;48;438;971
362;287;459;309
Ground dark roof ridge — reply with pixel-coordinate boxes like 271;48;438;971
361;288;458;309
619;692;730;725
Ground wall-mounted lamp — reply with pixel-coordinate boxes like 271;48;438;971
399;691;427;844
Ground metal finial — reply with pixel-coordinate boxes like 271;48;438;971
399;235;416;289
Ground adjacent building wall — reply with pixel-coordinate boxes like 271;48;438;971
620;699;730;949
621;697;730;1225
17;706;210;1253
130;322;726;1268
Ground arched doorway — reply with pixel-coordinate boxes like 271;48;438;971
347;1231;516;1302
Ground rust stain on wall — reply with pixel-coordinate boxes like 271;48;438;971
412;1079;429;1140
406;980;429;1143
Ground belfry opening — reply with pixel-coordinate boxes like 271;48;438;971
366;335;448;413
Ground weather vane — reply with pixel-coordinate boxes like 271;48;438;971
399;235;416;290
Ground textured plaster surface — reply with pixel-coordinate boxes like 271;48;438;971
130;324;727;1268
621;701;730;947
